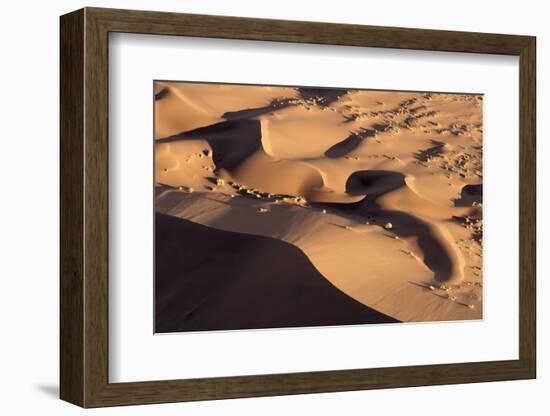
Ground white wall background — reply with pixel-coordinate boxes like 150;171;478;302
0;0;546;414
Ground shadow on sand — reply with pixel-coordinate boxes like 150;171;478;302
155;213;399;333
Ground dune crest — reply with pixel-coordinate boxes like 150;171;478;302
155;213;397;332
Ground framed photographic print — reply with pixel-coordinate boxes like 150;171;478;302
60;7;536;407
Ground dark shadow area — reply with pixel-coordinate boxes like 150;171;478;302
454;183;482;207
154;87;170;101
325;134;363;158
371;123;392;133
157;119;261;171
374;211;455;283
155;213;399;333
222;98;293;121
345;170;406;196
414;140;446;162
298;87;348;106
325;131;370;158
35;384;58;399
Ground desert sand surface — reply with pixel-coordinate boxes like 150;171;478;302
154;81;483;332
156;213;397;332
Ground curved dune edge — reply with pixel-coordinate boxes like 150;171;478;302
156;189;481;323
154;82;299;139
346;170;473;284
155;212;398;333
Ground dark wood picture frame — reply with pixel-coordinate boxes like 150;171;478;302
60;7;536;408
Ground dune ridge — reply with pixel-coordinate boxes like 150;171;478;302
155;212;398;332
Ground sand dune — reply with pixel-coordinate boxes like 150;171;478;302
157;189;478;322
155;213;397;332
154;82;483;328
154;81;298;139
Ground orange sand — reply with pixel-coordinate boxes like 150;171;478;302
154;82;483;324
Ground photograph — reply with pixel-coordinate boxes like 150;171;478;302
154;81;484;333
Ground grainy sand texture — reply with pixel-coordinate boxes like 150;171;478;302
154;81;483;333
